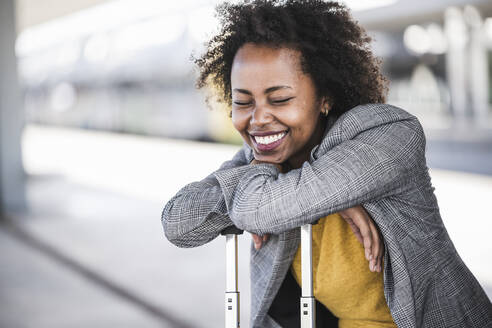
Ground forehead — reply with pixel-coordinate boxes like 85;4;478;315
231;43;303;87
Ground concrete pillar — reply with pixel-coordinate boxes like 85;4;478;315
0;0;26;215
444;7;468;120
464;5;490;127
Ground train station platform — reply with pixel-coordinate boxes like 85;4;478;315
1;124;491;328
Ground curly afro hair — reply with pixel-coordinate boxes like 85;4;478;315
193;0;388;119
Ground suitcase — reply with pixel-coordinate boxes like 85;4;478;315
221;223;318;328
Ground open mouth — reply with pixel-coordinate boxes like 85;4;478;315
250;130;288;152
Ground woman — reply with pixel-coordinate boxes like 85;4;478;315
161;1;492;327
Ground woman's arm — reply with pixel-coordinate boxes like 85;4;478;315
214;104;427;236
161;145;252;248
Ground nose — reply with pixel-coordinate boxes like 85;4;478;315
250;103;273;127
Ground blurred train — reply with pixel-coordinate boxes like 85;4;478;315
16;0;492;145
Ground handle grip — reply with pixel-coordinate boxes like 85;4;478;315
221;225;244;235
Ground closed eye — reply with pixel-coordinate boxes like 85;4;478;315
233;101;252;106
272;97;295;104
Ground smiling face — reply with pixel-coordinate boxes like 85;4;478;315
230;43;330;169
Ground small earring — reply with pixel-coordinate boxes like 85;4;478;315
322;106;330;116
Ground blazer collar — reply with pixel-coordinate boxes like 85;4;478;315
309;114;339;163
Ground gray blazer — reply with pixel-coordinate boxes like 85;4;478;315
161;103;492;327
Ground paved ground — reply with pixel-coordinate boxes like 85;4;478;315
0;224;169;328
1;124;491;327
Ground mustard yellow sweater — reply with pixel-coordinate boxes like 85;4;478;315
290;213;397;328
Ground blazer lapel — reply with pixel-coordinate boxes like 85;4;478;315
250;227;301;325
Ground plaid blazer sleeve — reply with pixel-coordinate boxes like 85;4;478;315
214;104;427;235
161;145;253;248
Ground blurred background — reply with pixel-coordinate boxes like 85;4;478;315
1;0;492;327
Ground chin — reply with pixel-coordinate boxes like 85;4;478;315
255;153;285;163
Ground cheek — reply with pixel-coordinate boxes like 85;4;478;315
288;120;319;150
285;107;316;136
231;112;244;131
289;126;309;145
231;111;251;142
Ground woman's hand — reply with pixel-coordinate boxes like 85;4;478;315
252;205;385;273
339;205;384;273
252;233;270;250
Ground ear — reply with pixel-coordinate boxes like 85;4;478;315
321;94;334;109
319;96;332;115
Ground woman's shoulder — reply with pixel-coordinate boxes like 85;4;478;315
346;103;416;117
328;103;425;145
338;103;420;129
313;103;427;168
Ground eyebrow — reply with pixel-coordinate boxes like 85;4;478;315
232;85;292;95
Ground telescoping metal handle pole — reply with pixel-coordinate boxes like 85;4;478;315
220;225;244;328
300;219;319;328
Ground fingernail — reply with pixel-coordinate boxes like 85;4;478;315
369;254;373;260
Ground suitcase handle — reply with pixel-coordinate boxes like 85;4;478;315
223;225;242;328
221;225;244;235
221;223;316;328
300;224;316;327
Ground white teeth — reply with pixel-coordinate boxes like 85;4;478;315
254;131;287;145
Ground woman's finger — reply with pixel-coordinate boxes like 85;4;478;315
344;217;364;245
252;234;262;249
367;215;380;272
352;213;373;262
262;234;270;243
363;210;384;272
370;227;380;271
